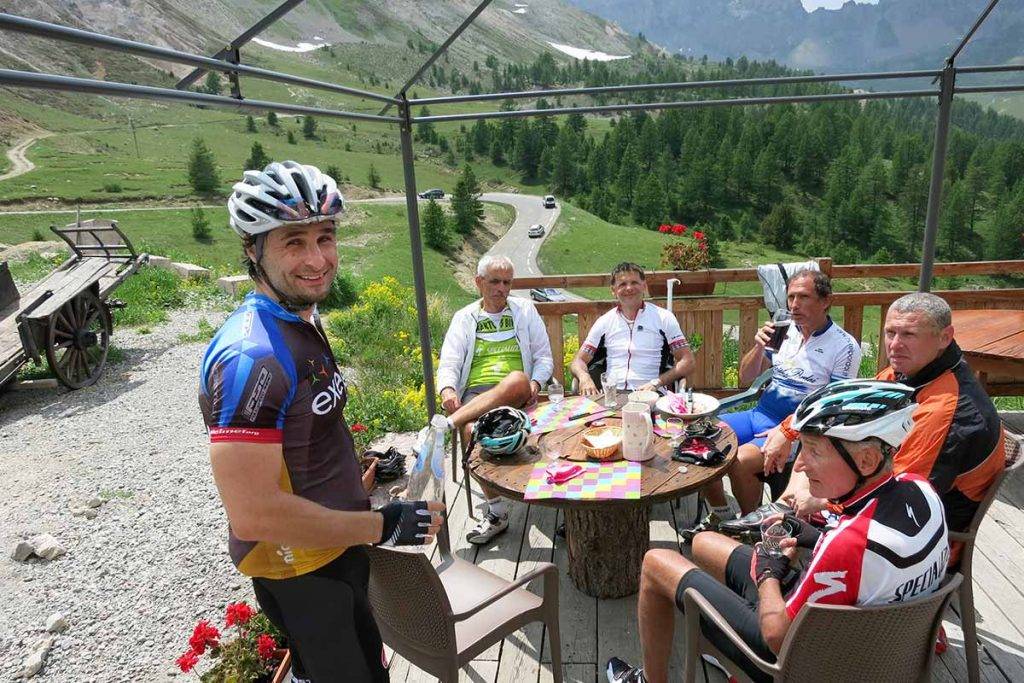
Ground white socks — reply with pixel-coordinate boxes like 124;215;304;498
711;504;734;520
487;497;507;518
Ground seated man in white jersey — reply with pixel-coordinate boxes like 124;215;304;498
570;262;695;396
606;379;950;683
430;254;553;545
682;269;861;540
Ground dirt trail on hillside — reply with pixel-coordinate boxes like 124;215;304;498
0;131;53;182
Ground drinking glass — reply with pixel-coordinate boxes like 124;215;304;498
766;309;793;352
760;517;791;557
600;371;617;408
664;417;685;449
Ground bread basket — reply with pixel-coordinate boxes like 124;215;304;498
580;426;622;461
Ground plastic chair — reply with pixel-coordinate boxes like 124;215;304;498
365;530;563;682
952;429;1023;683
682;572;962;683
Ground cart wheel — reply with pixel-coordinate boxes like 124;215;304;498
45;290;111;389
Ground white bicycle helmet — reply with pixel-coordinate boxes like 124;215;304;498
791;379;917;449
791;378;917;503
228;160;344;237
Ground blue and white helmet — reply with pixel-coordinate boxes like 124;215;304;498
473;406;531;456
791;379;917;449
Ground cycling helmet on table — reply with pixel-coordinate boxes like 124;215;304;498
792;378;917;503
472;407;531;456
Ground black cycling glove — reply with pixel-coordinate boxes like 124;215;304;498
377;501;433;546
784;515;824;549
753;542;791;588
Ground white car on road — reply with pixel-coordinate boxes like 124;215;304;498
528;224;545;238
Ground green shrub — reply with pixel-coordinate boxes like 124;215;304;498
111;266;223;327
31;228;46;242
191;207;212;241
102;182;122;193
320;271;359;310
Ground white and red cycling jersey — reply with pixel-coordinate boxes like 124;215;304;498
785;472;950;619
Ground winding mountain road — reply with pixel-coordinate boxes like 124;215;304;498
0;131;53;182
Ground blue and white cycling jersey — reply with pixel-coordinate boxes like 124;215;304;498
757;317;861;421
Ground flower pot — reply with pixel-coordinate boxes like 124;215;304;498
269;649;291;683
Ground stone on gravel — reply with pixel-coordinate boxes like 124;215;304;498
12;540;34;561
86;496;104;508
45;613;68;633
30;534;65;560
21;636;54;678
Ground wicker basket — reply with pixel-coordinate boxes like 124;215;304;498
580;426;622;461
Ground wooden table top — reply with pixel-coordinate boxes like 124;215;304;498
952;309;1024;368
468;412;738;510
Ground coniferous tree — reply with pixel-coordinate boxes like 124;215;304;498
243;141;271;171
987;181;1024;260
203;71;222;95
760;201;799;250
632;173;666;230
422;199;453;252
187;137;220;194
451;165;484;235
245;115;257;133
367;164;382;189
302;116;318;140
266;111;279;127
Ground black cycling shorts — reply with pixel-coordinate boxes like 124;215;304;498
675;545;792;683
252;547;389;683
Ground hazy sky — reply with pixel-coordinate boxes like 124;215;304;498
801;0;879;10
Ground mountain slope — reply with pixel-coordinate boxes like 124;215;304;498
568;0;1024;72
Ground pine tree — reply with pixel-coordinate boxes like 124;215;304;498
187;137;220;194
550;126;577;196
245;115;257;133
632;173;666;230
451;165;484;235
615;143;640;214
367;164;382;189
287;130;296;145
203;71;222;95
191;206;211;241
422;199;453;252
302;116;318;140
751;146;782;214
987;182;1024;260
267;111;279;127
243;141;271;171
760;201;799;250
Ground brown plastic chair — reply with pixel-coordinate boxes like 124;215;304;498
365;532;563;682
954;429;1023;683
681;572;962;683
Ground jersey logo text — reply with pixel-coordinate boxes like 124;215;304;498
311;371;346;415
807;570;848;603
244;367;273;421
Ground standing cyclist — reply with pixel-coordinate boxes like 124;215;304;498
200;161;443;682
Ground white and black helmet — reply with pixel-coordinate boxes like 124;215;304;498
227;160;344;237
791;379;917;450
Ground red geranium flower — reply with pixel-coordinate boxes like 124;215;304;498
699;242;708;250
351;422;367;433
671;225;684;235
188;620;220;655
225;602;254;628
693;230;705;240
256;634;278;660
658;224;670;233
176;649;200;673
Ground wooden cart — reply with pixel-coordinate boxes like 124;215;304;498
0;219;147;390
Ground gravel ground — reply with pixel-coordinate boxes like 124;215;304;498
0;307;260;681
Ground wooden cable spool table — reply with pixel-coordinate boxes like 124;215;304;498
467;401;737;598
951;309;1024;394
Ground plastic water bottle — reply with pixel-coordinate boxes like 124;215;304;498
406;414;448;504
549;377;564;405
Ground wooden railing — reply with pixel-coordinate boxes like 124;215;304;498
515;259;1024;396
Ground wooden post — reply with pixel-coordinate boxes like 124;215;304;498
877;304;890;372
844;305;864;345
544;314;564;384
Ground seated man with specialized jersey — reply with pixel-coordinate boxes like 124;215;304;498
607;380;950;683
430;254;554;545
754;293;1006;553
570;262;695;396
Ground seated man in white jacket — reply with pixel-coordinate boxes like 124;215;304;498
433;254;554;544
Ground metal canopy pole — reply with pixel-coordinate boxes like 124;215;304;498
0;13;396;104
176;0;306;89
947;0;1001;66
379;0;496;115
397;97;438;419
0;69;401;123
919;65;956;292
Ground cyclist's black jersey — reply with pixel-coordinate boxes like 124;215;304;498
786;473;949;619
200;293;368;579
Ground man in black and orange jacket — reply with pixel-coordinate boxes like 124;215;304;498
760;292;1006;553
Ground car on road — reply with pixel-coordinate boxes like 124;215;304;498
528;224;545;238
543;195;557;209
417;188;445;200
530;287;567;303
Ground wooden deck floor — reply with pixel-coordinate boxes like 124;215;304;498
387;450;1024;682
